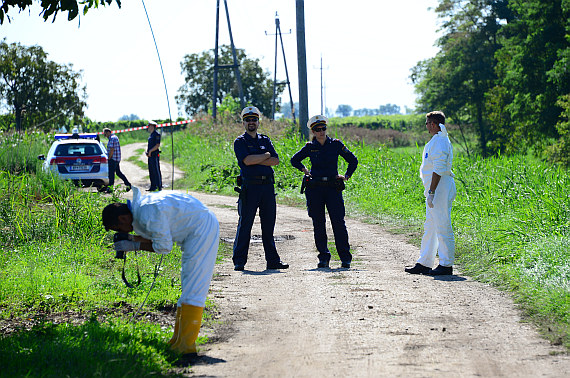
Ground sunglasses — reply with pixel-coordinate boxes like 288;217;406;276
243;117;258;122
313;126;327;132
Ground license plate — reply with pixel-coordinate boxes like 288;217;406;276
69;165;89;171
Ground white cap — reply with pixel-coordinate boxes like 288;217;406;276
240;106;261;119
307;115;328;129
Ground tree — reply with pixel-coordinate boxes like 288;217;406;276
176;45;279;117
378;103;401;115
0;39;86;132
118;114;140;121
335;104;352;117
280;101;299;119
492;0;570;152
0;0;121;24
411;0;505;156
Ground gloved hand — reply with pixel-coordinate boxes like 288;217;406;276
114;240;141;252
427;193;435;208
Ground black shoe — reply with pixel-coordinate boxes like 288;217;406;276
428;265;453;276
341;262;351;269
267;261;289;270
404;263;431;275
125;185;132;192
234;265;244;271
317;260;330;269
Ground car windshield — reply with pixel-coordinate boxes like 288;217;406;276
55;143;102;157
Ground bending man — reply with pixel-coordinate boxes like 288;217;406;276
102;187;219;355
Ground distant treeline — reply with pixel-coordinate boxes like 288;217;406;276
328;114;425;132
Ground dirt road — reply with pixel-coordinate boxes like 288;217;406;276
120;143;569;377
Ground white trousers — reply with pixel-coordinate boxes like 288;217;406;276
178;210;220;307
418;175;456;268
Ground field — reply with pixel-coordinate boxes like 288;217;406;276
0;118;568;376
171;118;570;346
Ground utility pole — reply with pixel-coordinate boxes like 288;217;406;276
265;12;296;125
295;0;309;140
212;0;245;120
313;55;329;115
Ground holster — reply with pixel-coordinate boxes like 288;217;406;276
300;175;310;194
234;175;243;194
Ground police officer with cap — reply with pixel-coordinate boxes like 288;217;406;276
146;121;162;192
291;115;358;269
232;106;289;271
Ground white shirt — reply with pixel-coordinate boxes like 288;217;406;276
130;187;212;254
420;129;454;192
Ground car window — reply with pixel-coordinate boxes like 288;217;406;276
54;143;102;156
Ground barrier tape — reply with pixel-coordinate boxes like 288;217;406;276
96;119;196;135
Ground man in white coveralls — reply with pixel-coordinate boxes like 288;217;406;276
405;111;456;276
102;187;219;355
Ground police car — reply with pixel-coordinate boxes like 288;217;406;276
38;129;109;190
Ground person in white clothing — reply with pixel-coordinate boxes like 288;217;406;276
405;111;456;276
102;187;219;355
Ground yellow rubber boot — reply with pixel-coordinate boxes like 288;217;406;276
167;306;181;346
170;304;204;354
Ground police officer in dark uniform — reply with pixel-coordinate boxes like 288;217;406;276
146;121;162;192
232;106;289;271
291;115;358;269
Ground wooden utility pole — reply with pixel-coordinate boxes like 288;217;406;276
296;0;309;139
212;0;245;120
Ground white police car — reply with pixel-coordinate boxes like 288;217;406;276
38;130;109;189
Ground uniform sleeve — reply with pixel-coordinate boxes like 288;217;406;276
234;138;248;164
137;206;173;254
290;143;310;171
431;138;450;176
265;137;279;159
339;142;358;178
154;133;161;144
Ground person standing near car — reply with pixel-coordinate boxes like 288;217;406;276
405;111;456;276
102;187;219;356
232;106;288;271
103;128;131;192
146;121;162;191
291;115;358;269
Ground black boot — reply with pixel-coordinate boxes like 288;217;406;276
428;265;453;276
404;263;431;275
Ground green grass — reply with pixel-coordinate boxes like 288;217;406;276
162;122;570;348
0;132;223;375
0;315;185;377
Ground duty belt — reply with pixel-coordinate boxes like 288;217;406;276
306;176;345;191
244;175;274;185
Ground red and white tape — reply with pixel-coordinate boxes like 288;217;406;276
97;119;196;135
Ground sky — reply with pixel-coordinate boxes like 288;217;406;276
1;0;441;122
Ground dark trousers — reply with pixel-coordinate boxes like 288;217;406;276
108;159;130;187
305;185;351;264
148;155;162;190
233;183;280;267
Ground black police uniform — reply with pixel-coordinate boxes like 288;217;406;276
233;132;282;268
147;129;162;191
291;136;358;266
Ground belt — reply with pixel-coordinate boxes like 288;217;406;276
243;176;274;185
311;176;337;182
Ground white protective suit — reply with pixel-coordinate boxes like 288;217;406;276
418;124;456;268
129;187;219;307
